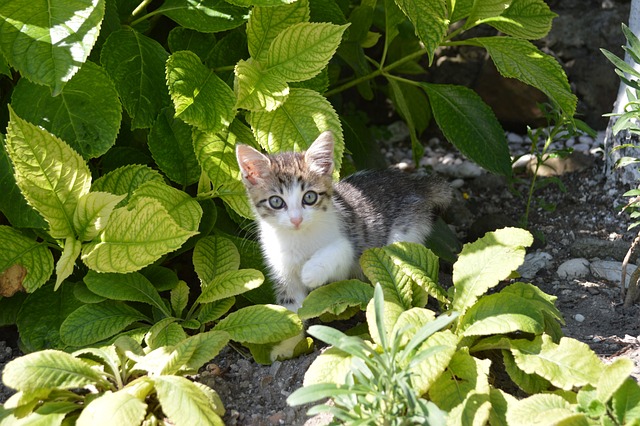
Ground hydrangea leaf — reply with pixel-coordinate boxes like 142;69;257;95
267;22;348;82
148;108;201;187
421;83;512;176
192;126;241;189
153;375;224;426
393;0;448;64
166;50;236;132
489;0;557;39
81;198;198;273
464;0;512;28
247;0;310;63
11;61;122;160
451;227;533;315
73;192;126;242
197;269;264;304
249;88;344;176
55;238;82;290
193;236;241;285
298;280;373;320
0;226;54;293
60;300;149;347
214;304;302;344
91;164;164;205
0;0;105;95
100;28;170;129
157;0;248;33
234;58;289;112
217;178;255;219
168;27;217;57
5;107;91;239
2;350;105;392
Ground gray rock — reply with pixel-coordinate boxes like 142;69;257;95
590;260;637;288
518;252;553;279
570;237;637;263
557;258;591;279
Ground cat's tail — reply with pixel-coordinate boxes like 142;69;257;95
421;174;453;214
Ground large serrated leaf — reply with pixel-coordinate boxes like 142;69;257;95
511;335;604;390
451;227;532;315
214;304;302;344
153;375;224;426
506;394;583;426
247;0;310;63
193;236;241;285
298;280;373;320
0;0;105;95
421;83;512;176
129;181;203;233
73;192;126;242
83;270;170;316
148;108;201;187
5;107;92;239
393;0;448;64
160;330;230;375
166;50;236;132
489;0;557;39
100;28;170;129
171;281;190;317
168;27;217;57
77;390;147;426
198;298;236;324
234;58;290;111
197;269;264;303
360;247;413;309
217;179;255;219
267;22;348;82
91;164;164;205
158;0;247;33
459;292;544;336
60;300;149;347
612;378;640;424
2;349;105;392
410;330;458;396
81;198;197;273
55;238;82;289
145;318;187;350
471;36;576;117
11;61;122;160
192;126;241;189
0;226;54;293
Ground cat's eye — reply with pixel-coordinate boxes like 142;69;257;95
268;196;286;209
302;191;318;206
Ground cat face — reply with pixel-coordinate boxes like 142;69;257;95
236;132;335;231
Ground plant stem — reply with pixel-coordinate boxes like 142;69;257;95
132;0;153;16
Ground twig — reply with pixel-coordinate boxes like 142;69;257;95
622;231;640;306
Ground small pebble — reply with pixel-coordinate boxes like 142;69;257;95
574;314;585;323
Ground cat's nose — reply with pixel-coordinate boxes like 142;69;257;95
290;216;303;228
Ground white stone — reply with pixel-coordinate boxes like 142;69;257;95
518;252;553;279
590;260;637;288
433;161;484;178
578;134;595;145
556;258;591;280
507;132;524;144
574;313;585;322
571;143;591;152
512;154;534;170
450;178;465;189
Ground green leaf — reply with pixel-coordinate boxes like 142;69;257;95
459;292;544;336
148;108;201;187
11;61;122;160
597;357;634;403
81;198;198;273
145;318;187;350
83;270;170;316
60;300;149;346
234;58;290;111
499;281;564;324
247;0;310;63
153;375;224;426
410;330;458;396
451;227;533;315
511;335;604;390
0;143;47;229
214;304;302;343
158;0;248;33
166;50;236;132
217;179;255;219
506;394;584;426
197;269;264;303
391;307;436;347
171;281;190;317
393;0;448;64
421;83;511;176
360;247;413;309
160;330;230;375
17;283;83;351
503;350;551;394
91;164;164;205
470;36;577;117
77;390;147;426
73;192;127;242
168;27;217;57
193;236;241;285
465;0;512;27
5;107;92;239
302;347;352;386
612;378;640;424
0;0;105;95
192;126;241;189
55;238;82;289
447;391;492;426
0;226;54;293
100;28;170;129
129;180;203;233
489;0;557;40
249;88;344;174
388;79;431;164
2;349;105;392
198;297;235;323
298;280;373;320
267;22;349;82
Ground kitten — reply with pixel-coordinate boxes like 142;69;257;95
236;131;452;311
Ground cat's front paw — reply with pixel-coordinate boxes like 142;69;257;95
301;259;330;290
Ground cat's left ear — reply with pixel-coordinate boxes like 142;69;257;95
305;131;334;176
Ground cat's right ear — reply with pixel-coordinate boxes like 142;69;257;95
236;144;271;186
